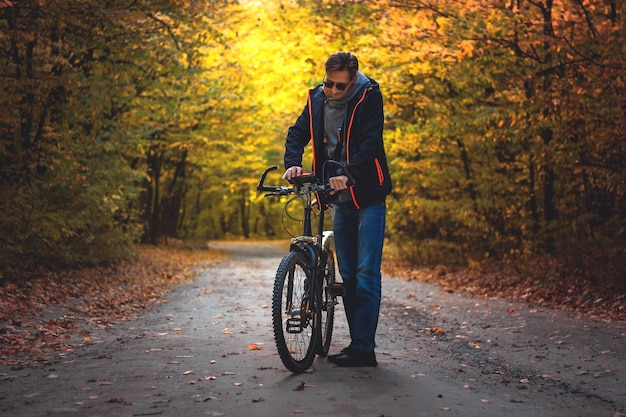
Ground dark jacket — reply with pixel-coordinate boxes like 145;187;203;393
284;77;392;209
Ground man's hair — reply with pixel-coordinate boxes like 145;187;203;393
325;52;359;80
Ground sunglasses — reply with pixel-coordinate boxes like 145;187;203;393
323;80;350;91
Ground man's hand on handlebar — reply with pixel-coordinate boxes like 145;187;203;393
329;175;349;194
282;166;303;180
282;166;351;193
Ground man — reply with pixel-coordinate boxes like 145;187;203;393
283;52;392;367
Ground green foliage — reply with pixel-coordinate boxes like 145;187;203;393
0;1;140;266
0;0;214;267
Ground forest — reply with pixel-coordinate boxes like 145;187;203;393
1;0;624;285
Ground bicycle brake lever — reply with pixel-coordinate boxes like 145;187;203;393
324;160;355;188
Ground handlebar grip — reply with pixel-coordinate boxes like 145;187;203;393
324;160;356;187
257;165;278;192
345;171;356;187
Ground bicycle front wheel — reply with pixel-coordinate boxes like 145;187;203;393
272;251;318;373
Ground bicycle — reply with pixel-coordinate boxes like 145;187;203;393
256;162;352;373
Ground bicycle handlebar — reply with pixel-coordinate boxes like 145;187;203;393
325;160;356;187
256;161;355;197
256;166;293;195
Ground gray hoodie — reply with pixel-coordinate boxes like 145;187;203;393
324;71;370;162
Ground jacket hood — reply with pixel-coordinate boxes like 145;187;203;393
324;71;374;105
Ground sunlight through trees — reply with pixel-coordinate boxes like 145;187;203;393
1;0;624;281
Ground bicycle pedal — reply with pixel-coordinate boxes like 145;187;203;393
286;318;303;333
328;282;345;297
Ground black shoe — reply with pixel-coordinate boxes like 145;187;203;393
331;349;377;367
327;346;353;362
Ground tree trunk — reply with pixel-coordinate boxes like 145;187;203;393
239;187;250;239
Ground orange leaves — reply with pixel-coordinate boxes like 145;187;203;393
0;245;221;366
385;257;626;323
426;327;446;335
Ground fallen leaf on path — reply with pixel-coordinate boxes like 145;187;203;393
248;343;263;350
106;397;126;403
194;395;216;402
252;397;265;403
426;327;445;334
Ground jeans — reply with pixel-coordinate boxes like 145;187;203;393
331;200;386;352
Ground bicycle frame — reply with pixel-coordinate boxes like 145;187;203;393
257;165;332;265
258;163;349;372
287;176;330;317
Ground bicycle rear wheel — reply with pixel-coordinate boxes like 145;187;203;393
272;251;318;373
316;248;336;356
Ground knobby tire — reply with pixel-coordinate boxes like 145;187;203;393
272;251;319;373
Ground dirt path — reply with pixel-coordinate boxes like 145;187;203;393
1;241;624;417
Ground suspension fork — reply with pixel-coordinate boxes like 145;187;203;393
302;242;319;315
287;239;319;317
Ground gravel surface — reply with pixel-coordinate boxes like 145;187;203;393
1;240;624;417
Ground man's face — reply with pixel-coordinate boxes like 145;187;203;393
323;69;354;100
